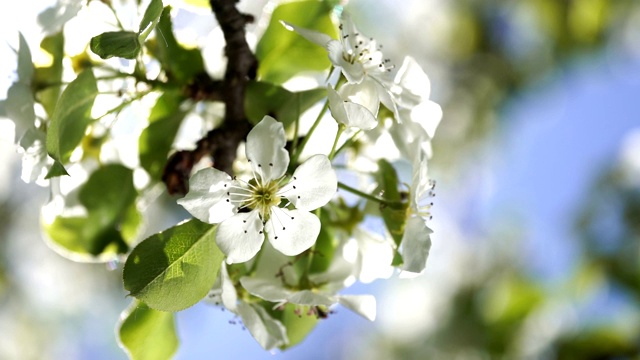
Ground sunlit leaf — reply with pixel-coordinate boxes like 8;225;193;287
90;31;141;59
37;0;82;35
34;31;64;117
123;219;224;312
245;81;326;128
278;303;318;349
118;301;178;360
149;6;204;83
139;90;186;180
16;32;33;81
256;1;337;84
44;164;138;257
138;0;164;43
46;69;98;168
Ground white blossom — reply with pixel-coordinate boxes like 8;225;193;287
327;79;379;130
400;150;436;274
239;242;377;321
178;116;337;264
205;261;289;350
281;13;393;85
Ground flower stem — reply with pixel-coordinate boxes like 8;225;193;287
291;98;329;165
334;129;362;157
328;124;345;160
290;95;302;157
338;181;405;209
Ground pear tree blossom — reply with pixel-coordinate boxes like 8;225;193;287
178;115;338;264
239;241;377;321
400;149;436;274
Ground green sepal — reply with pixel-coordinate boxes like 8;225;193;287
375;159;408;247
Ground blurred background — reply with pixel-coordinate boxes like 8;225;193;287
2;0;640;359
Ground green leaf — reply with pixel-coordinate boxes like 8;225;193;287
139;90;187;180
245;81;292;123
90;31;141;59
34;31;65;117
149;6;204;83
118;301;178;360
44;164;139;257
123;219;224;312
46;69;98;166
309;209;336;274
375;159;408;247
279;88;326;128
16;32;34;81
278;303;318;349
256;1;337;84
138;0;164;43
245;81;326;128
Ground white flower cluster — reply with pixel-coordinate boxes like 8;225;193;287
179;12;442;350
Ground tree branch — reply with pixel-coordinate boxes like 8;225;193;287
163;0;258;195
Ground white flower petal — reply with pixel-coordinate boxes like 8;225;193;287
327;86;349;125
19;127;48;183
236;302;288;350
400;216;433;273
338;295;376;321
6;83;35;142
177;167;236;224
245;116;289;182
328;85;377;130
219;263;238;312
392;56;432;107
411;100;442;139
240;277;291;302
216;210;265;264
327;40;364;83
287;290;335;307
266;208;320;256
353;229;394;283
342;102;378;130
280;20;333;47
339;79;380;115
281;154;336;211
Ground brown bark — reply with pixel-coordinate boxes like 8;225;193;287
163;0;258;195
